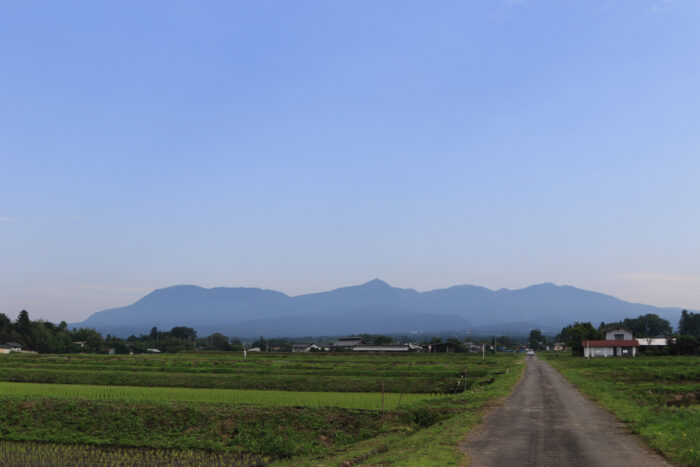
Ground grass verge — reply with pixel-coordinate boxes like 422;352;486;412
542;354;699;467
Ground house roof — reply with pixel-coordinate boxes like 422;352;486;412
333;337;364;346
582;340;639;347
292;343;316;349
5;342;22;348
352;345;410;352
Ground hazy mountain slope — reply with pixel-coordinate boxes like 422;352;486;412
70;280;682;337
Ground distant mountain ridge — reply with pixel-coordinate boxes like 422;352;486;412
70;279;683;337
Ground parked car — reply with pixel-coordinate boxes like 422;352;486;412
526;349;535;356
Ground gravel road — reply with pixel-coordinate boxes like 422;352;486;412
460;356;671;467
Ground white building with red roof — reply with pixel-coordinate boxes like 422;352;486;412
582;328;639;358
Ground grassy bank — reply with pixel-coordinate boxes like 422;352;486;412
542;354;699;466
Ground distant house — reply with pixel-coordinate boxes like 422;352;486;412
146;348;161;353
4;342;22;352
428;342;457;353
352;344;408;352
331;337;364;351
73;341;86;348
292;343;321;353
247;347;261;352
0;345;13;354
352;343;424;353
552;343;566;352
583;328;639;357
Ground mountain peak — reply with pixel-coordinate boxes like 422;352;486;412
361;278;391;288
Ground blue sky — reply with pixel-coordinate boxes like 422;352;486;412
2;0;699;322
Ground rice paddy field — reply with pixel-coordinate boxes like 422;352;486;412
542;354;700;466
0;351;525;466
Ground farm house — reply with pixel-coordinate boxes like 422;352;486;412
292;343;321;352
582;328;640;357
351;343;424;353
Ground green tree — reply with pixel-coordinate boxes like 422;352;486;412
622;314;673;337
84;329;105;353
676;335;698;355
558;322;601;356
678;310;700;339
208;333;232;351
528;329;545;350
170;326;197;340
0;313;11;332
15;310;31;336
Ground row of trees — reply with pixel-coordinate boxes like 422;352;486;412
0;311;248;354
1;310;104;353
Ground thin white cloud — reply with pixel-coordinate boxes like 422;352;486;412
651;0;673;14
617;272;700;284
0;217;15;222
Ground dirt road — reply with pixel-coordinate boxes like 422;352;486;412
460;356;671;466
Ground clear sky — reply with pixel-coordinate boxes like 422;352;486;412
2;0;699;323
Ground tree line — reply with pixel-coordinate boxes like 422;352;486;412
0;310;245;354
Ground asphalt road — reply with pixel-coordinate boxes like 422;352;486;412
460;356;671;467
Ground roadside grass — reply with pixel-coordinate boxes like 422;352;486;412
542;354;699;467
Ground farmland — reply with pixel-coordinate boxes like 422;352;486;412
0;352;494;393
542;354;699;466
0;381;432;410
0;352;524;465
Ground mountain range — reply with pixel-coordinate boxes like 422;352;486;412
69;279;683;338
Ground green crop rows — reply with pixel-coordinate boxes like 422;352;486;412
0;352;489;393
0;381;433;410
0;352;524;465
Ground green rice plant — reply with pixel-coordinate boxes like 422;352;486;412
0;381;433;410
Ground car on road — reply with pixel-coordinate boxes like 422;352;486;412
526;349;535;356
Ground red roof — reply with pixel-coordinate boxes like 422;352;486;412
582;340;639;347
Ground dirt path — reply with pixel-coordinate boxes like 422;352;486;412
460;356;671;467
